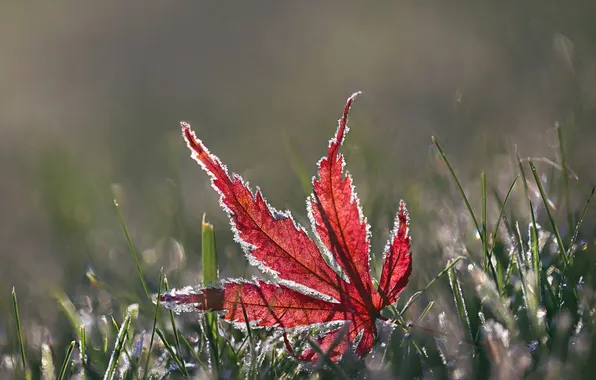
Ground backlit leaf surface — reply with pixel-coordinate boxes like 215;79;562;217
161;93;412;361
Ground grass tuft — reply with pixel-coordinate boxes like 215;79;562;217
5;126;596;379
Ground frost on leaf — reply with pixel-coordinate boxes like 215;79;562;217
162;93;412;361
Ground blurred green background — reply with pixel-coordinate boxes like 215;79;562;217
1;0;596;350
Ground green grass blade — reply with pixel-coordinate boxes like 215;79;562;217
505;222;527;285
143;269;164;380
431;136;482;243
567;186;595;258
241;303;257;380
156;327;188;377
481;172;500;291
416;301;435;325
100;316;110;354
12;287;29;380
489;176;519;260
79;325;87;378
401;256;465;315
529;161;569;268
163;275;187;376
180;333;210;377
202;215;218;286
448;268;473;342
57;341;76;380
528;201;541;304
201;215;220;375
80;325;86;360
104;306;133;380
516;151;533;268
55;292;82;336
482;172;488;269
556;122;574;230
113;197;151;301
516;150;531;204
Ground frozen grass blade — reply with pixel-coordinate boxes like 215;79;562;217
57;341;75;380
416;301;435;325
163;275;186;375
482;172;488;270
515;153;533;270
481;172;500;291
180;333;210;377
41;342;55;380
155;327;188;377
529;161;569;268
401;256;465;315
431;136;482;243
516;150;532;217
241;304;257;379
12;287;29;380
100;316;109;354
241;303;257;380
489;176;519;260
201;215;220;374
113;197;151;301
556;122;573;230
79;325;86;368
104;307;133;380
448;268;473;342
567;186;595;258
142;269;163;380
529;201;541;302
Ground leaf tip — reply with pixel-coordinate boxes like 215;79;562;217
348;90;362;101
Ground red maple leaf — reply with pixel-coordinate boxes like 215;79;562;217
161;93;412;361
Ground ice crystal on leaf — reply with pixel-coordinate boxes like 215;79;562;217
161;93;412;361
